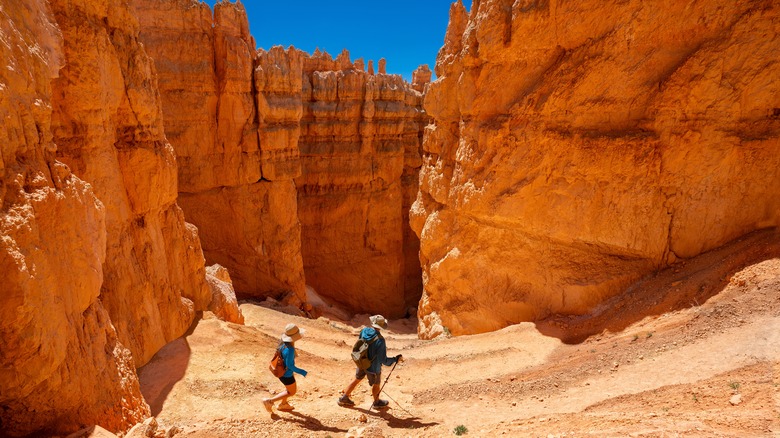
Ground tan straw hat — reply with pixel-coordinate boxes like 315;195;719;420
281;323;304;342
369;315;388;330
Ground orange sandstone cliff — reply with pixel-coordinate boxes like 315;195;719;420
6;0;778;434
50;0;211;366
0;0;425;433
412;0;780;338
295;50;428;317
136;1;429;317
134;0;307;307
0;0;149;434
0;0;245;433
255;46;429;317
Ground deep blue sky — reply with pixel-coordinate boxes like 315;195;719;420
204;1;471;81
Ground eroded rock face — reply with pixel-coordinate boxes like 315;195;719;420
255;46;304;180
403;67;431;311
2;0;427;434
295;51;428;317
413;0;780;338
135;0;307;307
49;0;210;366
412;64;432;93
137;0;429;317
0;0;149;434
177;180;303;302
132;0;260;192
205;264;245;324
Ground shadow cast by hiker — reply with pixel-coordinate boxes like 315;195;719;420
280;411;348;434
350;406;439;430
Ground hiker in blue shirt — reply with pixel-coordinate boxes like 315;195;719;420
263;323;308;413
338;315;403;409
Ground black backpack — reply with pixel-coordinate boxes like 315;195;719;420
351;334;378;370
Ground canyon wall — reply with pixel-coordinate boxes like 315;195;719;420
405;65;433;308
50;0;210;367
137;1;429;317
412;0;780;338
134;0;307;307
295;51;428;317
0;1;149;434
0;0;425;434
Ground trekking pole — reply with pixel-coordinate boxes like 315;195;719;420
379;361;398;394
381;388;414;417
369;361;398;412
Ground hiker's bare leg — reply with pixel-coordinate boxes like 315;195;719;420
342;378;361;397
268;382;296;403
371;383;380;401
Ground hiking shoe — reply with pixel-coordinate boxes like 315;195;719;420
371;399;389;409
338;395;355;407
262;399;273;413
277;402;294;411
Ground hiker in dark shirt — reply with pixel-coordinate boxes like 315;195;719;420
338;315;403;409
263;323;307;413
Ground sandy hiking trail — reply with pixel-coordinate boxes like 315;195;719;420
138;231;780;437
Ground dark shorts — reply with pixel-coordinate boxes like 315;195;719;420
279;375;296;386
355;368;380;386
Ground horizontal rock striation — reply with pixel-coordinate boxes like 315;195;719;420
294;50;428;317
138;0;429;317
413;0;780;338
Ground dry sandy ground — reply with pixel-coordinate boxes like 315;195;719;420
138;230;780;437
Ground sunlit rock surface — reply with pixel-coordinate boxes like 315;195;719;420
51;0;210;365
413;0;780;338
294;50;428;318
0;0;150;434
135;0;307;307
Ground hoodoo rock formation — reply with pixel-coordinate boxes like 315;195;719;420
412;0;780;338
5;0;779;435
134;0;307;307
412;64;433;93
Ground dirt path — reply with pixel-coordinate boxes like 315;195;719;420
138;232;780;437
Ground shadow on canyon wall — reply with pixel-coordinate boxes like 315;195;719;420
137;315;199;416
535;228;780;344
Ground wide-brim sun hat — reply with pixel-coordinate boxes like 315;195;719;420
369;315;388;330
281;323;304;342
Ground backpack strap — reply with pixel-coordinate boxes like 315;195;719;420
279;342;293;357
364;333;379;362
